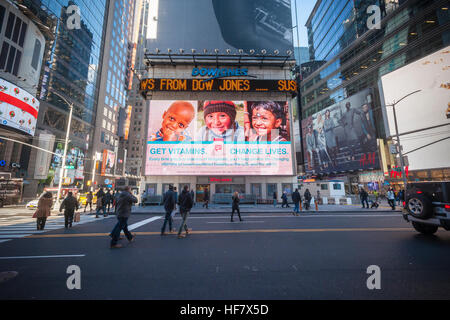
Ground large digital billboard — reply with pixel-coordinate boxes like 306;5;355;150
147;0;293;55
302;88;380;174
380;46;450;171
145;100;294;175
0;78;39;136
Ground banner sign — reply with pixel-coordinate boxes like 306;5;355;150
140;79;297;94
145;100;294;176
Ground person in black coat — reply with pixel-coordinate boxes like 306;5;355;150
231;191;243;222
304;189;312;210
104;190;113;214
203;189;210;209
281;191;289;208
161;185;176;235
360;188;369;209
110;186;138;248
292;189;301;216
60;192;79;228
177;185;194;238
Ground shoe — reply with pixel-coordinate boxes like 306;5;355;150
178;234;185;238
240;219;243;222
129;234;136;242
170;229;176;233
231;219;234;222
103;215;107;217
69;224;72;228
186;228;192;234
95;215;99;218
110;244;122;249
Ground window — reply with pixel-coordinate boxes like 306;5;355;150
31;39;41;70
321;184;328;190
0;6;5;34
5;12;15;39
333;183;341;190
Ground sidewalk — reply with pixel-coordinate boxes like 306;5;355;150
131;203;402;214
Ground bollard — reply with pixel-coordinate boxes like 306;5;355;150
299;200;302;211
315;199;318;211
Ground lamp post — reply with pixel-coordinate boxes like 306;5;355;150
386;90;421;191
52;91;73;211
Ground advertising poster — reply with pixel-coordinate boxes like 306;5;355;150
380;46;450;171
302;88;380;174
147;0;293;55
0;78;39;136
145;100;294;175
101;149;116;176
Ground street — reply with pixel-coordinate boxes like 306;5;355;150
0;208;449;300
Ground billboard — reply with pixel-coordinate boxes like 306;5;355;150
101;149;116;176
147;0;293;55
0;78;39;136
145;100;294;175
380;46;450;171
302;88;380;174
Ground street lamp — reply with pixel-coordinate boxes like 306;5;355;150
51;91;73;211
386;89;421;191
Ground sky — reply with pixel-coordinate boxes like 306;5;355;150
292;0;317;48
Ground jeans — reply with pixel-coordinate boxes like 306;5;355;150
361;199;369;208
110;217;133;245
388;199;396;210
294;202;300;213
96;205;106;216
84;202;92;212
178;210;190;235
231;205;242;221
161;210;174;234
273;199;277;207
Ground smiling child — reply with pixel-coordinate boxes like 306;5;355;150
149;101;195;141
196;101;245;142
248;101;288;142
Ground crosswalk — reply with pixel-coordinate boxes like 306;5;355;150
0;214;113;244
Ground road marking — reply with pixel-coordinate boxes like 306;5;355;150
188;214;399;219
0;230;46;234
0;240;11;243
0;234;32;239
24;227;414;239
207;221;265;224
128;216;162;231
0;254;85;260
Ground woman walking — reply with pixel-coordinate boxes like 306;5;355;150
35;191;53;230
387;187;396;210
231;191;243;222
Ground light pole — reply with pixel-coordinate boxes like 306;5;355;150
52;91;73;211
386;89;421;191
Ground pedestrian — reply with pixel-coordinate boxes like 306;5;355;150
273;191;277;207
373;190;379;202
161;185;176;235
360;188;369;209
84;191;93;212
105;189;113;213
59;191;79;228
399;189;405;206
95;188;106;218
113;189;120;213
177;185;194;238
190;189;195;207
304;189;312;210
203;188;209;209
34;191;53;230
395;190;400;206
110;186;138;248
292;189;301;216
231;191;243;222
387;187;396;210
281;191;289;208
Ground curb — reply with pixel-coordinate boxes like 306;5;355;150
129;210;402;215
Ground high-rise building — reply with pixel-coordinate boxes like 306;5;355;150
89;0;141;191
300;0;450;193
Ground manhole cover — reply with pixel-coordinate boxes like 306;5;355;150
0;271;18;283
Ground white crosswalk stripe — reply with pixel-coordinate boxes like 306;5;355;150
0;214;113;244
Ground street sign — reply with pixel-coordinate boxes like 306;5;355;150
389;144;398;154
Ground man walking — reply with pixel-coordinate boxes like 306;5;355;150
104;190;113;214
60;192;79;229
95;188;106;218
281;191;289;208
292;189;301;216
110;186;137;248
203;188;209;209
304;189;312;210
177;185;193;239
360;188;369;209
161;185;176;235
84;191;93;212
387;187;396;210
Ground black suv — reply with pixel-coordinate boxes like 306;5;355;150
403;181;450;234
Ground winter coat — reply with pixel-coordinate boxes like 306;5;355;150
292;191;301;204
163;189;176;212
232;194;240;209
60;195;79;213
36;196;53;218
178;190;193;211
304;191;312;201
116;191;138;218
86;193;93;202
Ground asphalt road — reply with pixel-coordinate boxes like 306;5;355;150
0;210;449;300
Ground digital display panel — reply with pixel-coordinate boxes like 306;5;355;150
145;100;294;175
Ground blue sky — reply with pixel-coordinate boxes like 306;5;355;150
292;0;317;47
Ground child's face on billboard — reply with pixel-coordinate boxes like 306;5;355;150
161;102;194;137
205;112;232;134
251;107;282;136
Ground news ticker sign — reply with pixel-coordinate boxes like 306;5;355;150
139;78;297;94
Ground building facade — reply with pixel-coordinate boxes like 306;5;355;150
300;0;450;193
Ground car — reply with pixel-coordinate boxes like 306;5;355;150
402;181;450;235
78;193;97;206
26;199;39;210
